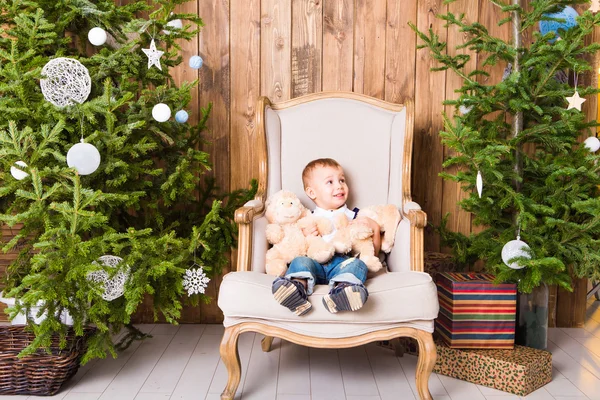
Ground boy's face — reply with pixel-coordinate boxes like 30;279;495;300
305;165;348;210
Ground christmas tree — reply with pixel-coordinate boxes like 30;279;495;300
0;0;255;361
411;1;600;293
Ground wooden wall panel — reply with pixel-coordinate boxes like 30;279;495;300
413;0;447;252
230;0;261;191
291;0;323;96
322;0;354;91
441;0;480;239
384;0;417;104
353;0;386;98
261;0;292;101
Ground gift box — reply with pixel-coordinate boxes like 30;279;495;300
436;272;517;349
433;341;552;396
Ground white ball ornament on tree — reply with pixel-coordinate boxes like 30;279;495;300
10;160;29;181
87;255;130;301
501;236;531;270
189;55;203;69
164;19;183;35
152;103;171;122
88;27;107;46
584;136;600;153
67;139;101;175
40;57;91;107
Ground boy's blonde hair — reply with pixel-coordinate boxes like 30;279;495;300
302;158;341;189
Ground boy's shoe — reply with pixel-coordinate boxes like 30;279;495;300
272;277;312;316
322;282;368;313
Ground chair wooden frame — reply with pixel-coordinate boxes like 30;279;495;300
220;92;435;400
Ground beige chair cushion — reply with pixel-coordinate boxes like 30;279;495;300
218;271;439;334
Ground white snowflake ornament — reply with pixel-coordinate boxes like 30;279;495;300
183;266;210;296
142;39;164;70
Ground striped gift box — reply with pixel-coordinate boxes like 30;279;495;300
435;272;517;349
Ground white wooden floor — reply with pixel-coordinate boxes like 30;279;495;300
6;297;600;400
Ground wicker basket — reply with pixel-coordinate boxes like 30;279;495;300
0;325;93;396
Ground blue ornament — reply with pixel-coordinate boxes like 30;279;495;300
189;55;203;70
175;110;189;123
539;6;579;42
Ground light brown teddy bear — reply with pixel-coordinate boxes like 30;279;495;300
264;190;335;276
331;204;402;272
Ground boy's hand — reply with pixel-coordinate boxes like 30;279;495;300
301;222;319;237
351;217;381;254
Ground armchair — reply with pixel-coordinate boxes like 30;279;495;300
217;92;439;400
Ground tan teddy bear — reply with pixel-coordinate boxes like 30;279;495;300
331;204;401;273
264;190;335;276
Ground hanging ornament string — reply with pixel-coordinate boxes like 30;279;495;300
566;71;586;111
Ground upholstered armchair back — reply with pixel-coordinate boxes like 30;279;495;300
246;93;418;274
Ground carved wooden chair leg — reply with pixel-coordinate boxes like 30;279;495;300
414;330;437;400
220;326;242;400
261;335;274;352
390;337;405;357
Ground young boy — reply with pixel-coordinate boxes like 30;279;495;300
272;158;381;316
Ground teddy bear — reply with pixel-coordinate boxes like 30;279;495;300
331;204;402;273
264;190;335;276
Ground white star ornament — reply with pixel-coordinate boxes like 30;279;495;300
142;39;164;70
566;91;586;111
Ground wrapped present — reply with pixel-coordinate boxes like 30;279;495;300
436;272;517;349
433;341;552;396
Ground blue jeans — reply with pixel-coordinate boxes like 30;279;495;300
285;255;368;295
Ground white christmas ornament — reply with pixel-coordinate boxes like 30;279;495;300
584;136;600;153
501;237;531;270
142;39;164;70
566;91;586;111
87;255;130;301
183;266;210;296
10;160;29;181
67;139;101;175
164;19;183;34
152;103;171;122
88;27;107;46
459;105;473;115
40;58;91;107
590;0;600;13
476;170;483;198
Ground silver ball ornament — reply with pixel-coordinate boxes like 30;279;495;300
67;140;101;175
88;27;107;46
10;160;29;181
152;103;171;122
501;239;531;270
40;58;91;107
584;136;600;153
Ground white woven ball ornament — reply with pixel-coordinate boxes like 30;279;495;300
584;136;600;153
152;103;171;122
87;255;130;301
88;27;107;46
501;238;531;270
67;139;101;175
40;58;91;107
189;55;203;69
164;19;183;34
10;160;29;180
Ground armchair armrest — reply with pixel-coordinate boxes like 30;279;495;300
234;198;265;272
235;199;264;224
388;200;427;272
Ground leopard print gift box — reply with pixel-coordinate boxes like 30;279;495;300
433;341;552;396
